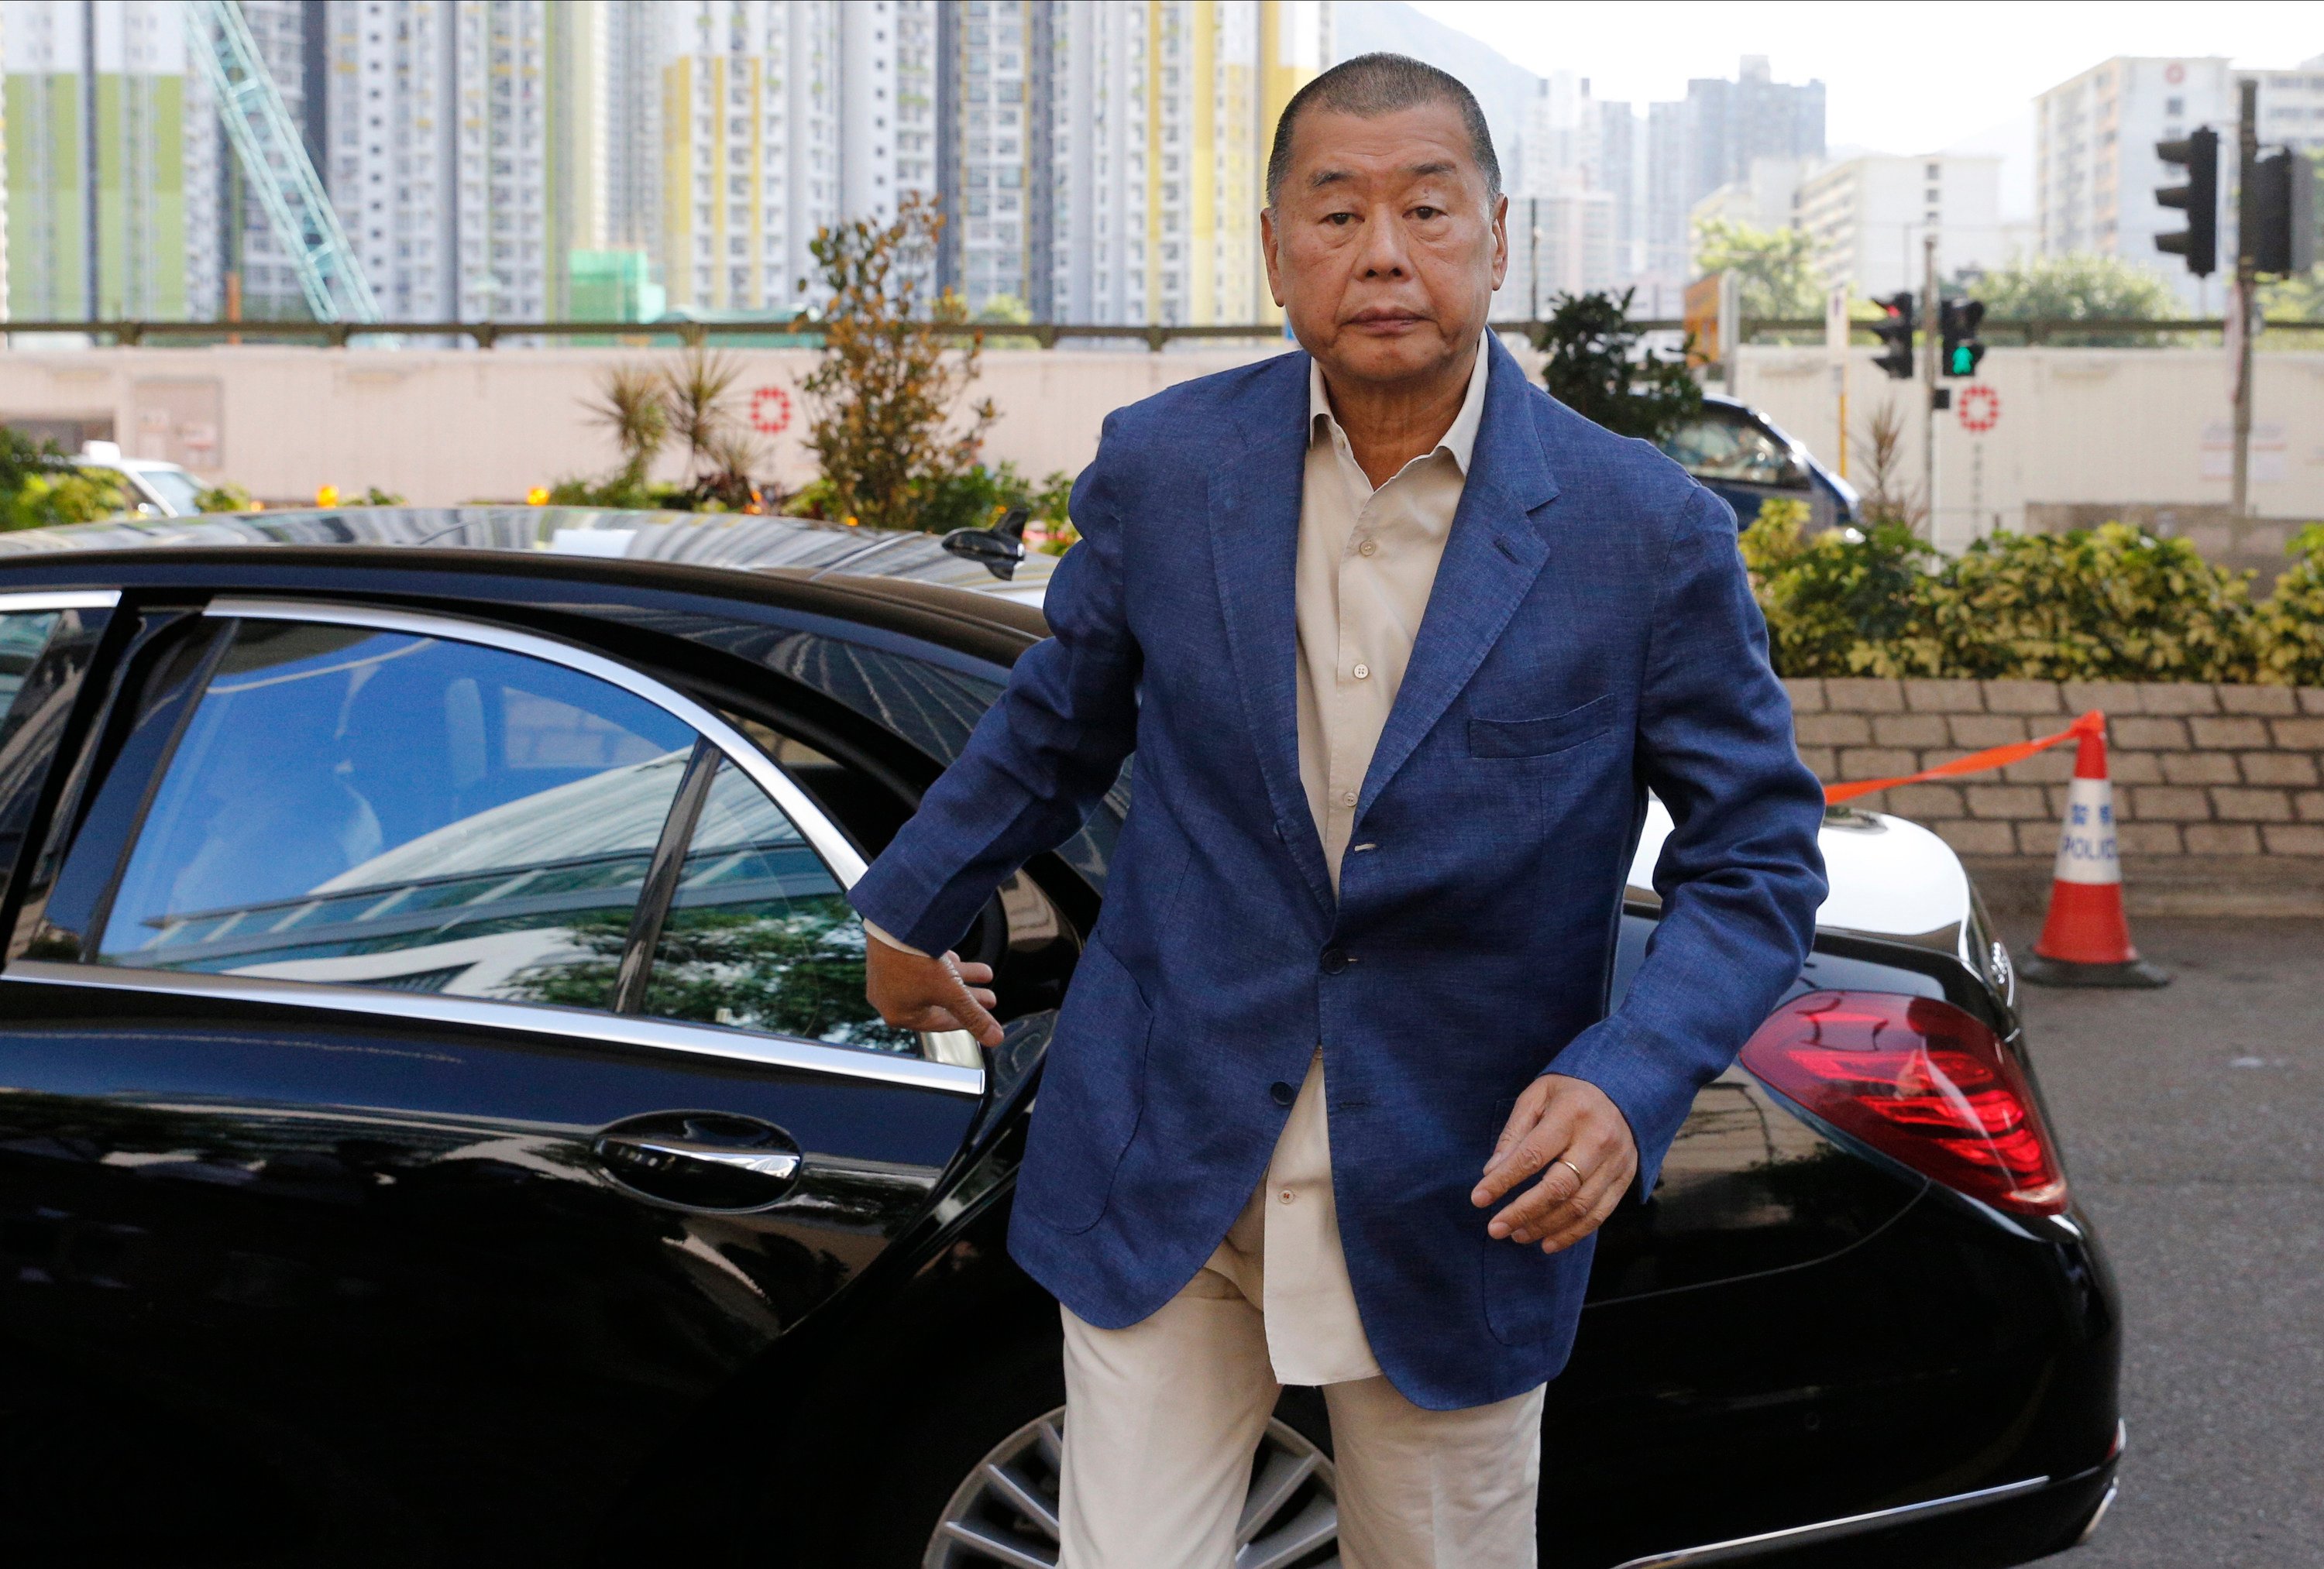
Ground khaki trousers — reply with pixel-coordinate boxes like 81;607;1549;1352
1057;1284;1545;1569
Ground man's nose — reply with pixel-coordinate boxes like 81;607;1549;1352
1357;210;1412;278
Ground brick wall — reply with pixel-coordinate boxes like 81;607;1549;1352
1789;678;2324;863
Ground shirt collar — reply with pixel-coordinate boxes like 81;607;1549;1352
1308;328;1494;477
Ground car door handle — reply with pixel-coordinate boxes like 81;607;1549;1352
596;1135;802;1182
591;1112;806;1211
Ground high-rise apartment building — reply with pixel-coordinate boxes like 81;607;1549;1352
1797;153;2008;299
940;0;1320;327
643;0;926;315
2;0;191;321
1634;55;1823;298
323;0;603;325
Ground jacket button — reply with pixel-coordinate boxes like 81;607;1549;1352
1319;947;1349;975
1269;1080;1296;1107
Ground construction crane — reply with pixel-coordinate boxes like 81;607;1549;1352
185;0;382;325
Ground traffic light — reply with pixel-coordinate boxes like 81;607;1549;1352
2155;125;2219;276
1940;297;1986;378
2243;147;2317;277
1872;291;1916;379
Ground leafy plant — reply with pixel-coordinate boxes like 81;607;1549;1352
1533;288;1701;444
194;482;254;513
799;193;995;531
662;346;761;509
0;428;128;531
2254;524;2324;687
1908;524;2259;682
1741;500;1934;677
560;350;759;511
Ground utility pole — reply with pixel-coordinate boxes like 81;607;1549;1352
2230;78;2259;517
1921;230;1940;541
1528;197;1541;324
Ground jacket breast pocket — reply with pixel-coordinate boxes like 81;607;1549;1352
1016;932;1156;1234
1466;694;1614;760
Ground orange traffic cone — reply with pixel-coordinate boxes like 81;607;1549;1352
2020;715;2168;988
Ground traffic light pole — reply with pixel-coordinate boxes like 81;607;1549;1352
1922;231;1939;541
2231;79;2258;518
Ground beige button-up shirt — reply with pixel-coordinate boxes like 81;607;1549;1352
869;334;1491;1387
1198;334;1490;1385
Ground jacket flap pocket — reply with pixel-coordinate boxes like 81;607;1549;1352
1468;695;1614;759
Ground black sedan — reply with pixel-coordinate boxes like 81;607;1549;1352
0;507;2119;1568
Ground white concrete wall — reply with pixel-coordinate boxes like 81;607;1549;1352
1731;344;2324;551
4;339;2319;547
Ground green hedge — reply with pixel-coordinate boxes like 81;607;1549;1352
1741;502;2324;687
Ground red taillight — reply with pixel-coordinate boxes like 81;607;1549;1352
1740;990;2069;1217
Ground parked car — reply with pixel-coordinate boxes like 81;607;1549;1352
0;506;2116;1569
1660;395;1861;534
67;440;209;519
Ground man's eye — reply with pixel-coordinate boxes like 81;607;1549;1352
1325;211;1356;226
1412;206;1443;221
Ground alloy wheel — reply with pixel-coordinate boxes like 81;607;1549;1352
923;1406;1339;1569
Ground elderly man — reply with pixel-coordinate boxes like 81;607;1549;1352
851;52;1827;1569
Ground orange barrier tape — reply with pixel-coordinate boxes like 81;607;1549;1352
1824;709;2106;805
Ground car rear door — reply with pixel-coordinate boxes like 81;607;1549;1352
0;595;985;1564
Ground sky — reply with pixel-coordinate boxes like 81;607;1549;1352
1410;1;2322;160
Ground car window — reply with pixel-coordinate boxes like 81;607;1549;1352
129;465;205;517
1662;406;1808;489
640;756;915;1053
96;619;697;1005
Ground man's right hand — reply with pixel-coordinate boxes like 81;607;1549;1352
866;938;1005;1048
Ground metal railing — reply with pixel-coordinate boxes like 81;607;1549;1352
1;317;2318;351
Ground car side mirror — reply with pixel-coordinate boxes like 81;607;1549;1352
940;504;1030;581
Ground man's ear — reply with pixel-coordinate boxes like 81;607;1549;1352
1260;206;1287;308
1490;193;1511;290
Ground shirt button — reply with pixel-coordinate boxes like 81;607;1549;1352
1340;789;1358;807
1278;1189;1297;1205
1352;663;1370;680
1270;1080;1296;1107
1358;538;1378;556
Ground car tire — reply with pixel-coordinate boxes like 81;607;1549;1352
850;1335;1341;1569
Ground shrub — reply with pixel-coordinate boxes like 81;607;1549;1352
0;428;127;531
2254;524;2324;687
1740;500;1934;677
1534;288;1700;444
1741;516;2289;684
1907;524;2259;682
194;482;254;513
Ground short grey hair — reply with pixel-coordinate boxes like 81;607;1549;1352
1265;53;1502;208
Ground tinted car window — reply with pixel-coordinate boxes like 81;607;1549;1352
1662;405;1808;489
641;757;913;1052
96;620;696;1005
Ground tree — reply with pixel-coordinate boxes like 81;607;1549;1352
1533;288;1701;444
799;194;995;531
1691;218;1823;321
1973;253;2178;345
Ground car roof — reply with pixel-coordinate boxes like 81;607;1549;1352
0;503;1055;652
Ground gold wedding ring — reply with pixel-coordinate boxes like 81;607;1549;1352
1556;1157;1586;1186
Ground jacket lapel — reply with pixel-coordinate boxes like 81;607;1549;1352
1208;355;1337;918
1356;338;1563;820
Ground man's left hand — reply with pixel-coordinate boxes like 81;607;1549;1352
1472;1075;1639;1254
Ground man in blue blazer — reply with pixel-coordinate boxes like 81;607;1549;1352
854;53;1827;1569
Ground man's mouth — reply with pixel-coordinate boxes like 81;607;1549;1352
1346;308;1429;332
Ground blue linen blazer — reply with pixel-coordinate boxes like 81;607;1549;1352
848;334;1828;1409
